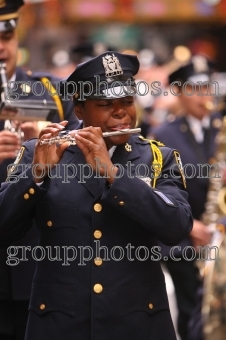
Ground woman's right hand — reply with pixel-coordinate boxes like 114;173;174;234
32;121;70;183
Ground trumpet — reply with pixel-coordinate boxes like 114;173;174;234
0;62;59;144
40;128;141;146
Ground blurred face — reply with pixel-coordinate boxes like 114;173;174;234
0;29;18;79
179;84;213;120
75;96;137;149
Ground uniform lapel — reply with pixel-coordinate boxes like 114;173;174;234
61;145;99;196
62;135;141;196
111;135;140;165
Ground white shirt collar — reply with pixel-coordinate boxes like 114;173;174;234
186;115;210;143
108;145;117;158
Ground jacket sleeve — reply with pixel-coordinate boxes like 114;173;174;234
0;140;49;246
102;146;193;245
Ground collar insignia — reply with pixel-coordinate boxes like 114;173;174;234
125;143;132;152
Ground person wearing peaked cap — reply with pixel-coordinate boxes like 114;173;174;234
64;51;139;100
152;54;221;340
0;0;24;32
168;54;216;86
0;1;79;340
0;51;192;339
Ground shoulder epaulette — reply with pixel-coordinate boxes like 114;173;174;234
150;139;165;147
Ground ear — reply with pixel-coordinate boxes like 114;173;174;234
75;104;83;120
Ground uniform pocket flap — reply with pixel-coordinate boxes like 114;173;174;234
29;283;76;316
120;284;169;316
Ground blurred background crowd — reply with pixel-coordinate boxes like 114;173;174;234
16;0;226;134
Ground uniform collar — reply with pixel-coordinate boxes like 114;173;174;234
186;114;210;143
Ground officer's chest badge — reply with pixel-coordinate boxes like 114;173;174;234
102;54;123;78
125;143;132;152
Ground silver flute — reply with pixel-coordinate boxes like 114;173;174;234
40;128;141;145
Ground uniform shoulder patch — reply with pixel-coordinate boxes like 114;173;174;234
14;146;25;165
173;150;186;188
7;146;25;177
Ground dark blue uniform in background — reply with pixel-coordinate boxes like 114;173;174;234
0;66;79;340
153;113;219;339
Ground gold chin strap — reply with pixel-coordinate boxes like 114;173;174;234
40;77;64;121
139;136;163;188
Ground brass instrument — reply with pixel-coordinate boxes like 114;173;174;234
202;226;226;340
40;128;141;146
0;62;58;143
202;118;226;228
201;110;226;340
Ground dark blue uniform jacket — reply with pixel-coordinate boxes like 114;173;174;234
0;132;192;340
153;114;219;255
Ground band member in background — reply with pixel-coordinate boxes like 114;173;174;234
0;1;79;339
152;55;219;340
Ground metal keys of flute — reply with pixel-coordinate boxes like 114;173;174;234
39;128;141;145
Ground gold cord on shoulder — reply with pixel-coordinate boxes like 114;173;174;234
40;77;64;121
139;136;163;188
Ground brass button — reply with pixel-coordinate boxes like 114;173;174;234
39;304;46;310
94;203;102;212
47;221;53;227
94;230;102;239
148;303;154;309
93;284;103;294
24;193;29;200
94;257;103;266
119;201;125;206
29;188;35;194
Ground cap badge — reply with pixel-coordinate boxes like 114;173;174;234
0;0;5;8
192;55;208;73
102;54;123;78
125;143;132;152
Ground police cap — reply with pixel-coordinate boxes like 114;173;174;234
65;51;139;100
169;54;216;86
0;0;24;32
